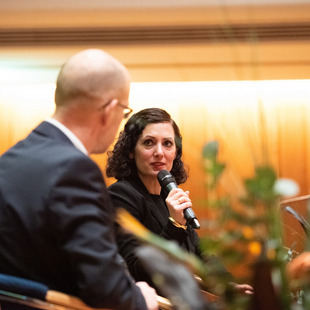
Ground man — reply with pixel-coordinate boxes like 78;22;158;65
0;49;158;310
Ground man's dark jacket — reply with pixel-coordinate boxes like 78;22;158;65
0;121;147;310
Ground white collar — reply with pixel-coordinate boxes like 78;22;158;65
45;118;88;155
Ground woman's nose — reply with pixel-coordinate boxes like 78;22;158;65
154;144;164;156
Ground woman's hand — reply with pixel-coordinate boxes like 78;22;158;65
231;282;254;295
287;251;310;286
165;188;192;226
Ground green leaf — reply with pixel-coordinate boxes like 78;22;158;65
202;140;219;160
243;166;278;204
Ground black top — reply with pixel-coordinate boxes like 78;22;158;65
108;173;233;291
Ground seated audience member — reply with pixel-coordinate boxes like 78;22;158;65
0;49;158;310
106;107;253;296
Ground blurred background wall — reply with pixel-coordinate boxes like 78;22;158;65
1;0;310;278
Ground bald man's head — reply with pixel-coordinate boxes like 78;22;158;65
54;49;130;109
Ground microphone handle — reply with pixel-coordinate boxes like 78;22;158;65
184;208;200;229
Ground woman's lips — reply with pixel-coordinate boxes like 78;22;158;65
151;162;165;170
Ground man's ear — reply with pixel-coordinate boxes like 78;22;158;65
100;98;118;124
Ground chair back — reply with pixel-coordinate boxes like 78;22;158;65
0;273;172;310
281;195;310;257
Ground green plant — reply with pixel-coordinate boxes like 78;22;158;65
201;140;302;310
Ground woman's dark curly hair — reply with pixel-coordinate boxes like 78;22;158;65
106;108;188;184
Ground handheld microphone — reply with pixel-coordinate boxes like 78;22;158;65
157;169;200;229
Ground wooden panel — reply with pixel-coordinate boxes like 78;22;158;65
0;4;310;28
1;41;310;83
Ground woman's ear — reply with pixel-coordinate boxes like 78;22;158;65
129;152;134;159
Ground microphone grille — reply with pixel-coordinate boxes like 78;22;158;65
157;170;176;187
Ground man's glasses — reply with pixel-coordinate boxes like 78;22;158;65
99;100;133;119
117;102;133;119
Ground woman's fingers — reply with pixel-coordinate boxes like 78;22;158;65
166;188;192;225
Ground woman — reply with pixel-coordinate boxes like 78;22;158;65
106;108;252;295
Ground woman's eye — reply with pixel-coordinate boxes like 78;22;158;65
143;140;153;146
164;140;173;147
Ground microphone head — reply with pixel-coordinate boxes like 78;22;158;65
157;170;176;188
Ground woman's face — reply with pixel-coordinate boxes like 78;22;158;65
131;122;177;181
